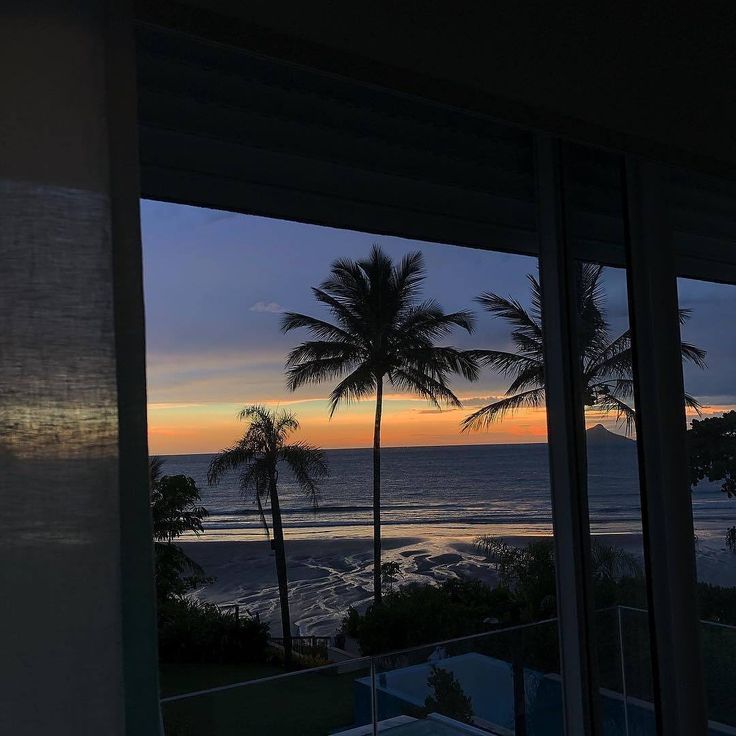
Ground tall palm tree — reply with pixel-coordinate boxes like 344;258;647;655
281;245;478;603
207;406;328;663
462;263;706;432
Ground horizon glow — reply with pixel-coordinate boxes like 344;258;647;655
142;202;736;455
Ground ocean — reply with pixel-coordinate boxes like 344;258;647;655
159;441;733;542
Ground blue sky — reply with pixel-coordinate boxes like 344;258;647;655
141;200;736;452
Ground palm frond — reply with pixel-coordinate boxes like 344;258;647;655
397;302;475;341
461;388;546;431
274;409;300;438
575;263;610;358
280;312;354;343
506;362;546;394
321;257;371;304
584;329;631;380
465;350;543;376
400;346;480;383
476;292;542;341
311;287;367;335
528;274;543;324
207;441;255;485
590;394;636;435
510;331;545;358
681;341;707;369
285;355;357;392
328;364;377;416
149;456;164;485
281;442;329;509
392;250;425;306
390;366;462;408
685;393;704;416
285;340;363;368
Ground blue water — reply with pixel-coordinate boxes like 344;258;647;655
158;441;733;540
357;652;733;735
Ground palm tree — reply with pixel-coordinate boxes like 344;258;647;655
462;263;706;432
207;406;328;663
149;457;210;602
281;245;478;603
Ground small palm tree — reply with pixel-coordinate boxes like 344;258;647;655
207;406;328;663
282;245;478;603
150;457;210;602
462;263;706;433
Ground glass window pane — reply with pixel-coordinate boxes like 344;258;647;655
574;261;657;735
142;203;567;733
678;277;736;731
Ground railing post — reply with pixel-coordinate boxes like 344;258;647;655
512;628;527;735
617;606;630;736
370;657;378;736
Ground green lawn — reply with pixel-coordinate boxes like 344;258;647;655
161;664;370;736
159;662;285;698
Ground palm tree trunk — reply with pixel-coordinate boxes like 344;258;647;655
373;375;383;605
269;474;292;664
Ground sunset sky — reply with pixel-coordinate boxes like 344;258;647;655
141;201;736;455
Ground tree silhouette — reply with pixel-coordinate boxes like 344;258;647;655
207;406;328;663
282;246;477;602
462;263;706;433
150;457;210;603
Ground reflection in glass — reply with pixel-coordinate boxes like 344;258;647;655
679;278;736;730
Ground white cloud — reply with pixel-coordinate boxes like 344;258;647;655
249;301;284;313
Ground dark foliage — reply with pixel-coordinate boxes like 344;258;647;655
474;537;557;620
154;541;212;603
207;406;328;663
343;578;515;655
152;472;208;543
282;246;477;602
474;536;646;620
423;666;474;724
158;598;270;664
150;459;211;604
281;246;477;416
727;527;736;553
463;264;705;433
688;410;736;498
697;583;736;625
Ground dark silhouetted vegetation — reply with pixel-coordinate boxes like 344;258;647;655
343;578;515;654
150;457;211;603
380;561;402;594
463;264;705;432
208;405;328;663
151;457;273;671
423;666;474;723
282;246;477;603
689;410;736;498
158;599;270;665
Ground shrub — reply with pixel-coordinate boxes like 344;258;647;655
423;666;474;724
698;583;736;625
158;598;270;664
344;578;515;655
726;527;736;553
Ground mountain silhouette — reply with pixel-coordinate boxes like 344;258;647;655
585;423;633;445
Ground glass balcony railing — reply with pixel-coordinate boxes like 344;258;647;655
160;610;736;736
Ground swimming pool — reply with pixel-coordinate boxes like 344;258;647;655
354;652;735;735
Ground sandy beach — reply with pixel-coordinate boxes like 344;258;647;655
180;530;735;638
